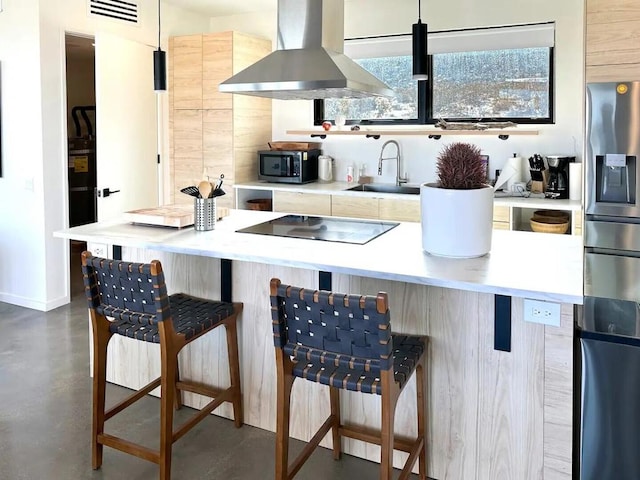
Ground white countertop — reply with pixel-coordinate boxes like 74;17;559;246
236;181;582;210
55;209;583;304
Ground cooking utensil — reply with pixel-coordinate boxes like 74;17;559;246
180;186;200;197
198;180;213;199
215;174;224;191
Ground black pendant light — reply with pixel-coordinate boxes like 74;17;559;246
154;0;167;91
412;0;428;80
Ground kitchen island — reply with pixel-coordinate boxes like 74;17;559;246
55;209;582;479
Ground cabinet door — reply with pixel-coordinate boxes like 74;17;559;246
586;0;640;81
379;197;420;222
492;205;511;230
172;110;203;203
572;210;583;236
331;196;379;219
203;32;233;110
172;35;203;109
273;191;332;216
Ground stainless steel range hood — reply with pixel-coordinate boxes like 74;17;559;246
218;0;393;100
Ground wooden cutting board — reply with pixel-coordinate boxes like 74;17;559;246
124;204;229;228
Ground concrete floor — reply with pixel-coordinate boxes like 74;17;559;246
0;252;422;480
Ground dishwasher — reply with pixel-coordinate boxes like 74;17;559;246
578;296;640;479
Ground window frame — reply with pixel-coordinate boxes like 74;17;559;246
426;47;555;125
314;24;556;127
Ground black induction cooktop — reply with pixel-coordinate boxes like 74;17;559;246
236;215;399;245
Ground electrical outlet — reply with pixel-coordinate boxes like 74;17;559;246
90;243;107;258
523;299;561;327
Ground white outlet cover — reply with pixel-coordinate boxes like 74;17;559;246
523;298;561;327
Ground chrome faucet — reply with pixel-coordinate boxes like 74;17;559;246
377;140;407;186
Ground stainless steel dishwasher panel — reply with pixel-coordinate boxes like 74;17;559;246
581;336;640;480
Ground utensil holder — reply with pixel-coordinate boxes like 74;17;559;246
194;197;216;231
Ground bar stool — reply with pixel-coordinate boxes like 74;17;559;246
82;252;243;480
269;278;428;480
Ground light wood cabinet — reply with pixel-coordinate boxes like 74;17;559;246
331;196;379;219
169;31;272;209
273;191;332;216
379;197;421;222
586;0;640;81
493;205;511;230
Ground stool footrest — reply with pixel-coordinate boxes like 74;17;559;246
98;433;160;464
398;436;424;480
105;377;162;421
172;387;235;443
339;424;416;453
176;380;223;399
288;414;337;479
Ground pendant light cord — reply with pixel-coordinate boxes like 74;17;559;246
418;0;421;22
157;0;161;49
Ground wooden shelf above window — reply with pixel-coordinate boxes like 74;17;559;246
286;129;539;140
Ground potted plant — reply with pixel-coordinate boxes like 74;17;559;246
420;142;493;258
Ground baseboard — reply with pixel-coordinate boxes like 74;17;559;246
0;292;70;312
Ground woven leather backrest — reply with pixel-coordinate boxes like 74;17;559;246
270;282;393;371
82;255;170;324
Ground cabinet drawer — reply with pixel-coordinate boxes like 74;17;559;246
273;191;331;216
331;196;379;219
379;198;420;222
493;221;511;231
493;205;511;223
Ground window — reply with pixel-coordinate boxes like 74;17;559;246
431;47;553;122
317;35;425;125
315;22;555;126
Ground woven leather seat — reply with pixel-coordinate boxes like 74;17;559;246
270;279;428;480
82;252;243;480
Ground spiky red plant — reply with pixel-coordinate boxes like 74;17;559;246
436;142;487;189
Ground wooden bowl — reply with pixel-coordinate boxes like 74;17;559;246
532;209;570;223
530;217;569;234
246;198;272;211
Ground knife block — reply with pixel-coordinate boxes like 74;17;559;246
530;170;548;194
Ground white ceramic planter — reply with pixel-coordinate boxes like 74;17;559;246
420;183;494;258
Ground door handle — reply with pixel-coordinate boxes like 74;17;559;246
97;188;121;198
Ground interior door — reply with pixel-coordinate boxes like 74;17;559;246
94;33;158;221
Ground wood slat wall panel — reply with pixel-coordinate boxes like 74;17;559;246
172;35;203;110
203;32;233;110
477;297;545;479
543;307;574;479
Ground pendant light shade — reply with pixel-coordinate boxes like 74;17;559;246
154;49;167;91
154;0;166;92
412;0;428;80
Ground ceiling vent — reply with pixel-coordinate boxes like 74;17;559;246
89;0;138;24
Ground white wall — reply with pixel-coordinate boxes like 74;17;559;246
210;0;585;185
0;0;210;310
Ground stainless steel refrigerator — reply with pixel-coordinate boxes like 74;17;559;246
581;81;640;479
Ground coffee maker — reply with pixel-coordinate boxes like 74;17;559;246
546;156;575;199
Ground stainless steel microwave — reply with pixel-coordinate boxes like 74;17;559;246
258;149;320;184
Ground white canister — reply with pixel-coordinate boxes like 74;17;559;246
318;155;333;182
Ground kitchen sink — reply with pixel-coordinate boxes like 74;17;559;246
346;184;421;195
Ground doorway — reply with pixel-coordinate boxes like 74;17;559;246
65;33;96;298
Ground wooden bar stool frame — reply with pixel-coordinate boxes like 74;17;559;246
270;278;428;480
82;252;243;480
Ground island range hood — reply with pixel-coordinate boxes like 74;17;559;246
218;0;393;100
